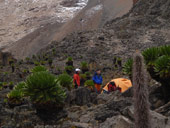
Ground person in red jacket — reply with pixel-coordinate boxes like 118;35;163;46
73;68;81;89
108;82;122;93
108;82;116;92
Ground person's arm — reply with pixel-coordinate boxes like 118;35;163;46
75;81;78;86
92;76;96;84
74;75;77;84
98;76;103;84
108;84;111;92
101;76;103;84
76;75;80;85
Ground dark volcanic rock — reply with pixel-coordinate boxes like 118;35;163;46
121;87;133;97
66;87;97;106
94;98;132;122
155;101;170;117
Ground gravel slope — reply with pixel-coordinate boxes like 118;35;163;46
2;0;133;59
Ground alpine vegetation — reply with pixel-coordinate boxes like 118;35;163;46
133;52;151;128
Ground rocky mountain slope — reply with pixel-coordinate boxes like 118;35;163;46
1;86;170;127
0;0;170;128
36;0;170;69
2;0;133;59
0;0;88;51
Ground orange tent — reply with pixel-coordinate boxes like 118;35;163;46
103;78;132;93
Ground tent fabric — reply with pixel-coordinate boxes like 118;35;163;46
103;78;132;93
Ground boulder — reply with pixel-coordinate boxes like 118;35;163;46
100;115;134;128
94;98;132;122
71;122;93;128
155;101;170;117
151;111;170;128
149;84;165;109
122;106;170;128
97;91;121;104
65;87;97;106
121;87;133;97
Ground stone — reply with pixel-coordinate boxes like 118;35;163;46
121;87;133;97
155;101;170;117
151;111;170;128
94;98;132;122
80;114;91;123
71;122;93;128
122;106;170;128
100;115;134;128
66;87;96;106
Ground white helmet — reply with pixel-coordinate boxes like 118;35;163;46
75;68;81;72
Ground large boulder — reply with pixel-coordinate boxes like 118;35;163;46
151;111;170;128
97;91;121;104
65;87;98;106
100;115;134;128
155;101;170;117
122;106;170;128
149;83;165;109
121;87;133;97
94;98;132;122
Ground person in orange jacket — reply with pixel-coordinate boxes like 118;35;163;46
73;68;81;89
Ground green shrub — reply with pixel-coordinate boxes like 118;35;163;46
25;57;30;63
48;59;53;67
84;80;94;87
85;72;91;77
67;57;73;62
7;82;26;102
31;66;47;73
9;81;14;89
40;61;46;65
25;71;66;105
3;72;9;75
65;66;74;73
7;89;23;104
57;74;73;90
81;61;89;73
159;45;170;56
14;82;26;91
52;48;56;52
8;59;14;65
81;61;88;69
142;47;159;66
34;61;40;66
18;60;23;65
154;55;170;78
123;59;133;76
3;82;8;88
80;74;86;81
124;45;170;101
0;82;2;90
11;63;15;72
32;55;36;59
23;69;29;73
